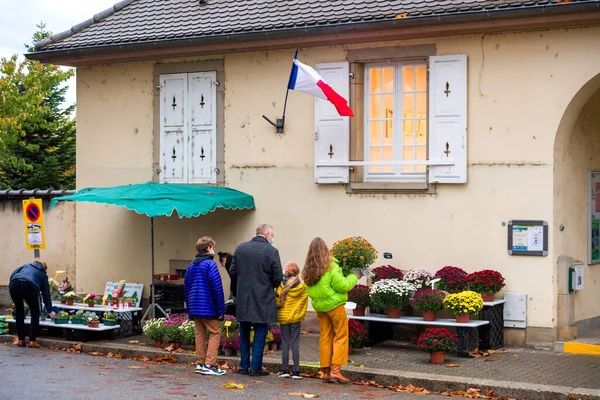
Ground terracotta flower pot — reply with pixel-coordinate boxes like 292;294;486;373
422;310;437;321
87;302;95;308
386;308;402;318
348;346;353;355
155;340;164;348
269;342;278;351
66;299;74;306
455;314;470;323
60;299;67;304
430;351;445;364
481;292;495;302
223;347;234;356
173;343;181;350
87;321;99;328
353;306;366;317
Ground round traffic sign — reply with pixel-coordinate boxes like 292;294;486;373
25;203;41;222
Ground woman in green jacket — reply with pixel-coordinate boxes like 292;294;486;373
302;237;361;383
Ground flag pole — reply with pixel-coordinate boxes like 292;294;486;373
262;48;298;134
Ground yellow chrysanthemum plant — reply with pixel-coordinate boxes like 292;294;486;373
442;291;484;321
331;236;378;277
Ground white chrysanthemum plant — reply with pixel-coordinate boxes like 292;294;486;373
369;278;417;310
403;269;435;290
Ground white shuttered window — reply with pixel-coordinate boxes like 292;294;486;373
159;72;217;184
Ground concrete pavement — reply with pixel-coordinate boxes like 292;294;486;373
1;332;599;400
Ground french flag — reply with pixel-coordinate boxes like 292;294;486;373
287;56;354;117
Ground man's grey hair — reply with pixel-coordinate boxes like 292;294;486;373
256;224;273;236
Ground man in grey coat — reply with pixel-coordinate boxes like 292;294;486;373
229;223;283;376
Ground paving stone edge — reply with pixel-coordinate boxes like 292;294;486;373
1;335;597;400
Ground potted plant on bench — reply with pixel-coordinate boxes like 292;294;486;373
348;319;367;354
417;327;458;364
54;311;70;324
84;312;100;328
103;311;118;326
467;270;505;302
369;278;416;318
443;291;484;323
62;291;78;306
143;317;166;347
410;288;446;321
70;311;86;325
348;284;370;316
83;293;100;307
434;266;468;293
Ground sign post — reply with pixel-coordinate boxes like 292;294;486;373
22;198;46;257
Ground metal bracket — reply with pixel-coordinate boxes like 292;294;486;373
262;115;284;134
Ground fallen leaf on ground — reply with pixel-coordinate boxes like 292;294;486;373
359;365;364;368
487;349;504;354
221;382;247;390
264;349;275;355
11;338;18;345
513;354;519;358
446;364;460;368
288;393;320;398
153;355;177;364
300;330;311;335
128;340;140;344
301;370;317;378
127;366;148;369
216;361;230;370
90;352;104;356
97;372;109;375
164;344;176;352
362;347;372;350
251;380;263;383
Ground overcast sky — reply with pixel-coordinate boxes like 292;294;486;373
0;0;118;109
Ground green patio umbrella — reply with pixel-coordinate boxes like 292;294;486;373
51;182;255;319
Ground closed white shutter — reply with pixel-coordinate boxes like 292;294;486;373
314;62;350;184
428;55;467;184
160;74;187;183
188;71;217;184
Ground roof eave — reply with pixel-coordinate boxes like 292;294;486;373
26;4;600;67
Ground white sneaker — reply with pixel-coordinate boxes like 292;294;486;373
292;372;302;379
202;365;226;376
195;363;207;374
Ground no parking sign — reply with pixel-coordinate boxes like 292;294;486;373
22;199;46;250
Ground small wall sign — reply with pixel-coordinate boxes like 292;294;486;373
507;220;548;256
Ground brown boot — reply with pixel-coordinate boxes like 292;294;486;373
329;364;350;384
319;367;330;381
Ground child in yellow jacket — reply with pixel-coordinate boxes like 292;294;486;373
276;262;308;379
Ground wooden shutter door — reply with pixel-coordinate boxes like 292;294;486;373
160;73;187;183
188;71;217;184
314;62;350;184
428;55;467;184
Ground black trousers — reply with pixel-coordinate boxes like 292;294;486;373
9;279;41;341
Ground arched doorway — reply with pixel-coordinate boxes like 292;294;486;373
554;73;600;341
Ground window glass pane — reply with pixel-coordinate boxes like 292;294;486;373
416;93;427;116
370;68;381;93
383;119;393;145
403;121;414;145
370;95;381;119
382;146;394;173
403;93;414;116
369;121;382;146
415;146;427;172
402;146;415;172
403;66;414;92
369;147;381;173
416;120;427;145
383;67;394;92
416;65;427;91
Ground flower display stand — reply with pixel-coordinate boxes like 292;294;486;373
478;300;505;350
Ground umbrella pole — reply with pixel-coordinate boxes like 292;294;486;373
142;216;167;322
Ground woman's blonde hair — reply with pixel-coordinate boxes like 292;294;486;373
34;259;48;271
301;237;330;286
279;263;300;306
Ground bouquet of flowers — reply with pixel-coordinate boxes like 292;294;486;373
348;284;370;307
164;313;188;343
180;320;196;345
417;328;458;353
143;317;166;342
403;269;434;290
434;266;468;293
371;265;404;282
348;319;368;348
83;293;100;304
467;270;506;294
331;236;378;277
442;291;484;315
369;279;417;309
410;289;446;312
111;280;126;300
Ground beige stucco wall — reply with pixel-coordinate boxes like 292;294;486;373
554;87;600;323
0;199;76;286
74;26;600;334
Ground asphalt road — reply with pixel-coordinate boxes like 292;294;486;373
0;343;449;399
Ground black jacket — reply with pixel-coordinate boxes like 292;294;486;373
229;236;283;323
10;262;53;313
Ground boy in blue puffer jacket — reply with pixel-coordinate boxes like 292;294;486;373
184;236;226;376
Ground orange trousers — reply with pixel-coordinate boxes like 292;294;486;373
194;318;221;366
316;304;348;368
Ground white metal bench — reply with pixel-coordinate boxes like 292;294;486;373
5;317;120;341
